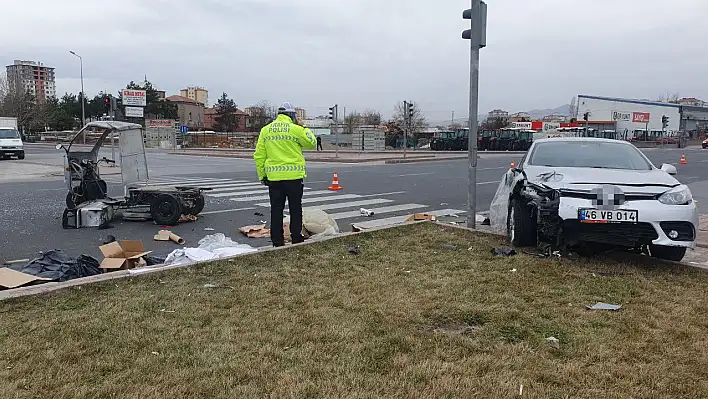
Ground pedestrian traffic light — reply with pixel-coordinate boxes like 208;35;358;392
104;97;111;114
662;115;669;129
462;1;487;48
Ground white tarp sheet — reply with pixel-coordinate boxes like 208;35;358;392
489;170;515;235
163;233;257;266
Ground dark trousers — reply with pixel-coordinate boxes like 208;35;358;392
268;179;304;246
317;142;323;151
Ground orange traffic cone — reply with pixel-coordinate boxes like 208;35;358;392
328;171;343;191
510;161;515;169
680;154;688;165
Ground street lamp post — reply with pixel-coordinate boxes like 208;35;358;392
69;51;86;143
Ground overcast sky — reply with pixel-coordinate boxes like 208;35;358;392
1;0;706;122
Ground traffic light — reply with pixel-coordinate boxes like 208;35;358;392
103;96;111;114
462;1;487;47
407;102;414;121
583;112;589;121
328;105;337;120
110;96;117;113
662;115;669;129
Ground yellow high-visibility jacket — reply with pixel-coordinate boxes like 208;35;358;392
254;114;317;181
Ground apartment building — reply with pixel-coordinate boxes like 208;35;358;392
179;87;208;106
5;60;56;101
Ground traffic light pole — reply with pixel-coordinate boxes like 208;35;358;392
463;0;487;229
335;105;339;159
403;101;408;159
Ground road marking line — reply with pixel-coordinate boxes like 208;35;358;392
230;189;339;202
328;204;427;220
303;198;394;211
393;172;435;177
478;181;500;185
350;208;466;229
256;194;363;207
209;187;314;198
205;183;267;192
200;207;256;215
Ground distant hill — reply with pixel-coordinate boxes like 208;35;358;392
524;104;571;120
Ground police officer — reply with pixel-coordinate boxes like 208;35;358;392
254;102;317;247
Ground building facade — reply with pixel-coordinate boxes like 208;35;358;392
5;60;56;101
488;109;509;119
295;107;307;120
179;87;208;106
576;94;681;134
166;95;205;130
203;106;249;131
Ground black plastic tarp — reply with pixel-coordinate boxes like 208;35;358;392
9;250;102;282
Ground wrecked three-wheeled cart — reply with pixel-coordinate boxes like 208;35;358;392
58;121;209;229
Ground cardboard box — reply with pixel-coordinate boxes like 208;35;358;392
405;213;437;222
0;268;51;289
99;240;152;271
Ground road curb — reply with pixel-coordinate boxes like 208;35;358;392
166;151;467;164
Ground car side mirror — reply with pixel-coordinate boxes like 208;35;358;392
661;163;677;175
55;144;63;150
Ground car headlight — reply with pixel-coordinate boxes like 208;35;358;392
658;185;693;205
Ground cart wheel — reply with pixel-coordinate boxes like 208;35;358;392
184;194;205;215
151;194;183;226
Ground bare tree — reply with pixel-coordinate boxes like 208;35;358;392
343;112;361;134
392;101;428;147
360;109;382;125
247;100;277;132
0;72;42;132
657;92;681;103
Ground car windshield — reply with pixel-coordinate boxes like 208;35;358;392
0;129;20;139
528;141;652;170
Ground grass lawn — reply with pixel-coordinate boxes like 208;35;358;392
2;223;708;398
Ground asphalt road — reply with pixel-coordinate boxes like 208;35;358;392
1;143;707;263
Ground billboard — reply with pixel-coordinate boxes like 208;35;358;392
121;89;147;107
124;106;144;118
632;112;651;123
148;119;175;128
511;122;532;129
612;111;631;121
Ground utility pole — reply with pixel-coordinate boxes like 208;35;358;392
462;1;487;229
69;50;86;143
329;104;339;158
451;111;455;127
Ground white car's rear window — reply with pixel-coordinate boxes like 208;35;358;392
0;129;20;139
528;141;652;171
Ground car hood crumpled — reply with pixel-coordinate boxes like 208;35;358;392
523;166;681;194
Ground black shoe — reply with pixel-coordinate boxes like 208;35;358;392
273;242;285;248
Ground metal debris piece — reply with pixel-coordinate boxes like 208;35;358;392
204;228;215;231
492;248;517;256
441;244;457;251
587;302;622;311
347;244;360;255
546;336;560;348
254;212;264;216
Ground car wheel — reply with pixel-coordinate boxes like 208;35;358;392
17;153;25;160
507;198;537;247
649;245;687;262
151;194;183;226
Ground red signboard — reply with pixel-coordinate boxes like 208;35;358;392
560;122;579;128
632;112;650;123
531;121;543;130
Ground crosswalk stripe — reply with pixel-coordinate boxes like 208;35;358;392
302;198;393;212
255;194;364;207
328;204;427;220
134;179;242;188
231;190;341;203
203;182;266;191
209;187;313;198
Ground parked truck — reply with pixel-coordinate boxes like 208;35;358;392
0;117;24;159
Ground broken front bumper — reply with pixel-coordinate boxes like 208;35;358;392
557;197;698;249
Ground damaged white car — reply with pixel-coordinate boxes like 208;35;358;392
490;138;698;262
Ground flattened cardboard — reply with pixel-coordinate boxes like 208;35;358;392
99;240;152;271
405;213;437;222
0;268;51;289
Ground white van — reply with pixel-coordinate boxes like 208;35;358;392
0;127;25;159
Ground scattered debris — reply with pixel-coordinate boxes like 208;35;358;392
492;248;517;256
405;213;437;222
347;244;360;255
151;351;160;356
587;302;622;311
179;214;198;223
519;384;524;396
254;212;264;217
159;309;176;313
546;336;560;348
203;283;219;288
102;235;116;245
3;259;30;266
1;250;103;289
360;208;375;217
441;244;457;251
440;202;449;206
153;230;185;245
239;224;271;238
510;268;517;273
204;228;215;231
163;233;256;266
